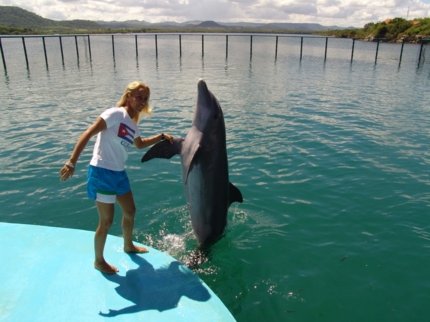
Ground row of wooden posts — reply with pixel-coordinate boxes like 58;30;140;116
0;34;427;73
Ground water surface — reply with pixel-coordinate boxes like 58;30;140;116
1;34;430;321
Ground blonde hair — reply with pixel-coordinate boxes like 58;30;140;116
116;81;152;123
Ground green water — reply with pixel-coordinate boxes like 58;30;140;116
1;34;430;321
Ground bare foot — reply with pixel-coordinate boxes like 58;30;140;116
124;244;149;253
94;260;119;274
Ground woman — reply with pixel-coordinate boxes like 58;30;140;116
59;81;173;274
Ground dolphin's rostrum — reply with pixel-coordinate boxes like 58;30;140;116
141;79;243;247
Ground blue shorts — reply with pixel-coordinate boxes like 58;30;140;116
87;165;131;204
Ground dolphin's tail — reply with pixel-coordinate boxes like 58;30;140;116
228;182;243;206
141;138;183;163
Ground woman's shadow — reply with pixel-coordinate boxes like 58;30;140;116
99;253;211;317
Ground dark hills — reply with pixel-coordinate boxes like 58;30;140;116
264;22;340;30
196;21;224;28
0;5;349;34
98;19;343;31
0;6;102;30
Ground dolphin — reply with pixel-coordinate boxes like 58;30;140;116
141;79;243;247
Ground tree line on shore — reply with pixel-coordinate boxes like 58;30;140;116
315;17;430;43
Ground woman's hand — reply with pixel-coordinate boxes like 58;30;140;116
135;132;175;149
163;133;174;144
59;163;75;181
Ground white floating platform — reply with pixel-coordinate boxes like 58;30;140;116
0;223;235;321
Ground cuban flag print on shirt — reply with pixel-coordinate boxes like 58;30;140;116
118;123;135;145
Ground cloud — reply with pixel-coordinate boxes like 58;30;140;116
58;0;82;3
0;0;429;27
279;3;318;16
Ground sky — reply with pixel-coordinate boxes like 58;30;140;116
0;0;429;28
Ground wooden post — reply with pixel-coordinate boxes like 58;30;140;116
324;37;328;61
42;36;48;67
275;36;278;60
22;37;29;69
75;36;80;61
135;35;138;58
155;35;158;57
375;38;380;64
300;37;303;60
226;35;228;58
398;39;405;66
0;38;6;73
250;35;253;59
58;36;64;65
87;35;92;61
417;40;425;66
111;35;115;60
351;38;355;63
179;35;182;57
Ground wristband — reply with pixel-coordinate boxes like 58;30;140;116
65;163;75;169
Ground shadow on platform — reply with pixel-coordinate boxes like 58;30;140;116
99;253;211;317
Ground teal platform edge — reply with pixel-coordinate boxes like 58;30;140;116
0;223;235;321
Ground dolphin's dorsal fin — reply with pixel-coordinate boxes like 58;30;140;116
141;138;183;163
228;182;243;206
184;144;200;184
181;127;203;184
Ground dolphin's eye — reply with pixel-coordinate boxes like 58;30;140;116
213;113;218;120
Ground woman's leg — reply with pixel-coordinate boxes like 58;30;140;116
116;190;148;253
94;201;119;274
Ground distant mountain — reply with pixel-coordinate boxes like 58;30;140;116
262;23;338;31
97;20;204;29
0;5;349;33
96;20;151;29
217;22;265;28
0;6;103;30
157;21;202;27
196;21;224;28
98;20;346;31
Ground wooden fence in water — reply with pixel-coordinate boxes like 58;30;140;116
0;33;428;73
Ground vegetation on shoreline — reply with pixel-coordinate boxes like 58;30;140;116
315;17;430;43
0;25;314;36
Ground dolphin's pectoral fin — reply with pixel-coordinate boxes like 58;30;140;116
229;182;243;206
184;144;200;184
141;138;183;163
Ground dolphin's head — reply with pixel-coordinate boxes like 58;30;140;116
193;79;223;132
